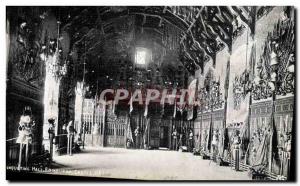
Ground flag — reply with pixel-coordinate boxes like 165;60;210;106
112;90;116;114
161;95;165;116
143;118;150;146
187;79;197;120
207;120;212;151
112;99;116;114
249;44;256;82
223;128;230;153
224;60;230;99
129;93;133;113
179;103;185;115
102;97;106;128
126;115;133;143
160;103;165;116
94;93;98;106
173;100;177;118
253;131;269;166
144;103;148;117
240;122;250;157
271;111;280;165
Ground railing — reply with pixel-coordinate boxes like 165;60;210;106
53;133;80;156
6;137;32;170
55;133;68;154
6;137;20;167
6;133;75;171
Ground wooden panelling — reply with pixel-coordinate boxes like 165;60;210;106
6;78;44;164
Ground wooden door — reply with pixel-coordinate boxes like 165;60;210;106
159;126;169;148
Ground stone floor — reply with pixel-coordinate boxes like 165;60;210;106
44;147;251;180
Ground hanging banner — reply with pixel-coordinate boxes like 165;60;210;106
226;28;253;127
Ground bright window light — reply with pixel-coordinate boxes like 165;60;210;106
136;49;147;65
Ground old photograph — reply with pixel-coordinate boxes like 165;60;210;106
5;6;295;181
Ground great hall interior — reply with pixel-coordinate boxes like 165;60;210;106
6;6;295;181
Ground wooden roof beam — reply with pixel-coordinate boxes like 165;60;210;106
96;7;105;35
180;7;204;43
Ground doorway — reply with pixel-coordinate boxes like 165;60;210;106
159;126;169;148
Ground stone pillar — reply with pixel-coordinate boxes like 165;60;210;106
74;82;84;134
42;54;61;153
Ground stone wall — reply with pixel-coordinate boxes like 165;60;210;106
6;8;75;158
193;6;295;177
